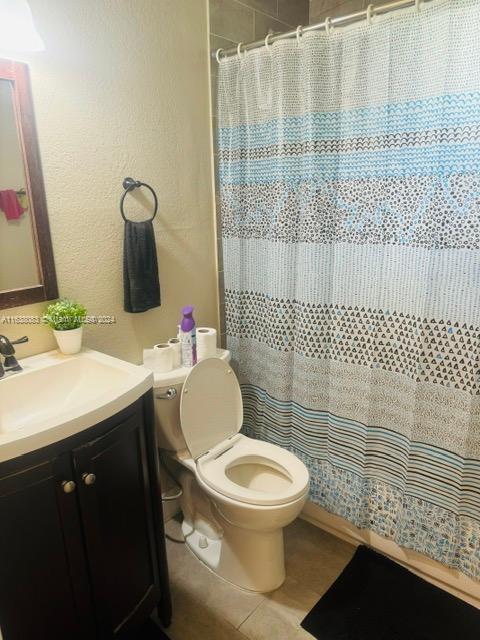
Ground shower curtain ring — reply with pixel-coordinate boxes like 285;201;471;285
325;17;333;35
237;42;245;59
366;4;375;25
215;48;224;64
415;0;422;11
264;32;273;51
296;25;303;43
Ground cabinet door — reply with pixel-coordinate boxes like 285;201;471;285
73;410;160;637
0;453;95;640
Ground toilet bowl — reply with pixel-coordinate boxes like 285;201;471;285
154;354;309;592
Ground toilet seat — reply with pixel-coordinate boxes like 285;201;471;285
196;434;310;506
180;358;309;507
180;358;243;460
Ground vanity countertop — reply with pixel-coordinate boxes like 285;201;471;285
0;348;153;463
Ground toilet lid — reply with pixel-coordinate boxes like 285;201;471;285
180;358;243;459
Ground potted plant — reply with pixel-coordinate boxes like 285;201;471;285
43;299;87;355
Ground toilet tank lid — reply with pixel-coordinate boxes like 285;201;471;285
180;358;243;459
150;349;231;388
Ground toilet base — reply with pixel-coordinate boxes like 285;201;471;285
182;517;285;593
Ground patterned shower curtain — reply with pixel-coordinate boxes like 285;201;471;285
217;0;480;580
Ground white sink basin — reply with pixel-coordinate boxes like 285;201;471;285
0;348;153;463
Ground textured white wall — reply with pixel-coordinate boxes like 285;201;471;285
1;0;218;363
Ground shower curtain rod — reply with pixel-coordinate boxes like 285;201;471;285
213;0;434;61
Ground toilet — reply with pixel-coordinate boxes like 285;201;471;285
154;354;310;593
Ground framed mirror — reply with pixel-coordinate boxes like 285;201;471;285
0;59;57;309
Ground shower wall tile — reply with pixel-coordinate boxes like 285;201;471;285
219;305;227;334
330;0;365;19
210;33;236;53
217;237;224;271
310;0;341;21
310;0;365;23
240;0;278;16
210;0;255;43
278;0;310;26
254;12;291;39
213;149;220;192
217;270;225;297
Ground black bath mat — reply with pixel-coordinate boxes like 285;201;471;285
301;545;480;640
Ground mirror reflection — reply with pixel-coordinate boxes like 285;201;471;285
0;78;39;292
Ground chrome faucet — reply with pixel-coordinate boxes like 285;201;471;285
0;335;29;378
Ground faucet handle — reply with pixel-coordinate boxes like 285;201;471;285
0;335;28;360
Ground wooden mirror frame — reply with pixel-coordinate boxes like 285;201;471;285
0;59;58;309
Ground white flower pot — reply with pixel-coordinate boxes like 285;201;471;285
53;326;83;355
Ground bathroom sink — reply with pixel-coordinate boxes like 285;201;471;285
0;348;153;463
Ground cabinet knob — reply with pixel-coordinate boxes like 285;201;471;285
62;480;76;494
82;472;96;486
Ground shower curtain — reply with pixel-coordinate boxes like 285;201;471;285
217;0;480;580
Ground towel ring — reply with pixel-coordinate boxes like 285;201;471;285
120;177;158;222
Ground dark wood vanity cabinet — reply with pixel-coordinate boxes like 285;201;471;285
0;391;171;640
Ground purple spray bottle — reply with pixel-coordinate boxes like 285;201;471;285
180;305;197;367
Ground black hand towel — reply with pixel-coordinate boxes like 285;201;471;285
123;219;161;313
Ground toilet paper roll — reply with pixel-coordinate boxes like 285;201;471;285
196;327;217;361
143;347;172;373
168;337;182;369
143;349;157;372
152;343;174;373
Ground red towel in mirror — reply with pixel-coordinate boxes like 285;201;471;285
0;190;26;220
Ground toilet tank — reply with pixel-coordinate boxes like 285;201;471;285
153;349;231;453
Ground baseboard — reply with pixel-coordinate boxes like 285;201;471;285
301;501;480;609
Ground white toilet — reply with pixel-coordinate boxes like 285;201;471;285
154;353;310;593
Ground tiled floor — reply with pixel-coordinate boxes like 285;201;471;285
162;516;356;639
